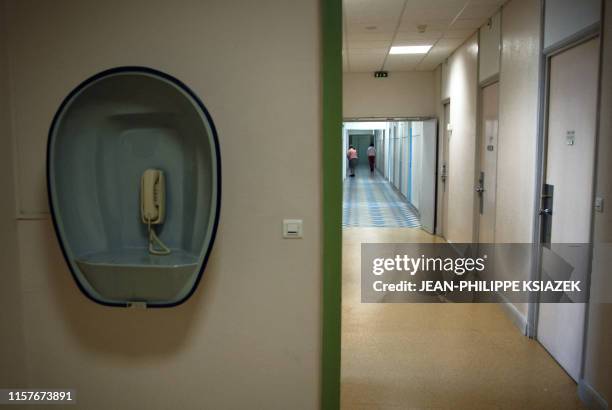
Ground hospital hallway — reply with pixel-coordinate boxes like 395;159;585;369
343;166;420;229
340;227;586;409
337;1;612;405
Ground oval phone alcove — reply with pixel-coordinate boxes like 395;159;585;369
47;67;221;307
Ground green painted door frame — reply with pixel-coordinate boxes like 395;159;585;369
321;0;342;408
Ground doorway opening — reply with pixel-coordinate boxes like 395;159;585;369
342;119;437;232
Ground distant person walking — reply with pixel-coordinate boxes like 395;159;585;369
367;143;376;173
347;145;358;177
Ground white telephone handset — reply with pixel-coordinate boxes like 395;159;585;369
141;169;165;224
141;169;170;255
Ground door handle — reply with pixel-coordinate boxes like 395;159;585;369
539;208;552;216
475;185;485;193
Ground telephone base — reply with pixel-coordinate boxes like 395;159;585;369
76;248;199;302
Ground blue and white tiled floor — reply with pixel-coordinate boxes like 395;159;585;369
343;166;421;228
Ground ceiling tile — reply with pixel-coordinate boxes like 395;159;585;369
395;30;444;41
392;39;437;47
398;19;452;32
349;48;389;56
469;0;504;4
346;19;397;33
346;31;395;41
343;0;499;73
433;38;466;51
402;0;467;9
344;0;406;21
450;18;485;30
458;4;500;20
402;8;461;22
383;54;423;71
424;43;454;56
443;28;475;39
348;40;392;49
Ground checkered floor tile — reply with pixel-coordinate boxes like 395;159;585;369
343;167;421;228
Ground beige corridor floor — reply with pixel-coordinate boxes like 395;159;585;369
341;227;585;410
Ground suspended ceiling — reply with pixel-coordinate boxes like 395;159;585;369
343;0;505;72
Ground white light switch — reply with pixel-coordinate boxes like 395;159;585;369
283;219;303;238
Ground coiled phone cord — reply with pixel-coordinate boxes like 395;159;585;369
147;219;171;255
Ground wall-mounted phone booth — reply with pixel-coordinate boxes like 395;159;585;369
47;67;221;307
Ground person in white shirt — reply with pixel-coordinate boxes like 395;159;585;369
367;143;376;173
347;145;358;177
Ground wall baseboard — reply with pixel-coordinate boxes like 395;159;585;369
578;380;608;410
496;291;528;335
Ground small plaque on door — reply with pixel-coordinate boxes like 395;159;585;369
566;130;576;146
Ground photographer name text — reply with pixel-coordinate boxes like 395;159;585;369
373;280;581;293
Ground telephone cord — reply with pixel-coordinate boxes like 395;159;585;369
147;220;171;255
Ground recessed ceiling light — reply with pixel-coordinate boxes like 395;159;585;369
389;45;432;54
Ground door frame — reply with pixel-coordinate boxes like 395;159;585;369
531;22;602;385
322;0;342;408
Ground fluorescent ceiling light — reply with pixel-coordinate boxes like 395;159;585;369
389;45;432;54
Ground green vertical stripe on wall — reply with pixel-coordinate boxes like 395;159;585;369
321;0;342;408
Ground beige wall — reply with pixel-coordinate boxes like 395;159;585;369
343;71;436;118
496;0;540;245
440;34;479;243
1;0;322;408
491;0;541;320
0;3;26;388
479;11;501;83
583;0;612;402
435;0;540;319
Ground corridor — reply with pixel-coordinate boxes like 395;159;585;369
339;0;612;407
343;166;420;228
